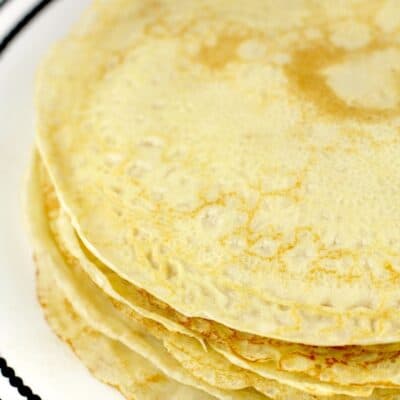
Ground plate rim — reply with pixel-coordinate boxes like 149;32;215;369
0;2;55;399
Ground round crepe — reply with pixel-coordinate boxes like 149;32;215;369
39;155;400;394
36;0;400;345
29;154;400;400
53;209;400;389
28;153;266;400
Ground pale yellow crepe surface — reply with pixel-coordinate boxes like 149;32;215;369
36;0;400;345
28;154;267;400
29;156;397;400
31;152;400;400
37;156;400;392
56;205;400;389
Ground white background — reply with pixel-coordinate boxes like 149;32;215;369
0;1;122;399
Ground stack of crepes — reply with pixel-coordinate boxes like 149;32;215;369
27;0;400;399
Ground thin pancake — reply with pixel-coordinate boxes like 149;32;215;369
35;153;400;400
38;157;377;398
37;262;216;400
40;164;400;389
36;0;400;345
27;153;265;400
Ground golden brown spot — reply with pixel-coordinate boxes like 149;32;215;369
285;40;400;122
144;373;166;384
383;262;400;282
195;33;245;70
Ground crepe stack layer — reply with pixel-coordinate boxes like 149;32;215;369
26;0;400;398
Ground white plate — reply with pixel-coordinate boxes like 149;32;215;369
0;1;122;399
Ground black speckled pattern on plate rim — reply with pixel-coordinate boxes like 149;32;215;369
0;358;41;400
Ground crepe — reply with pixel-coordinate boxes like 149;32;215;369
48;181;400;389
39;161;375;398
29;0;400;398
29;153;400;400
36;0;400;346
36;157;385;397
29;153;268;400
37;153;400;398
37;264;216;400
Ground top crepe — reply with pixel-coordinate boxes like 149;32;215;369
36;0;400;345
